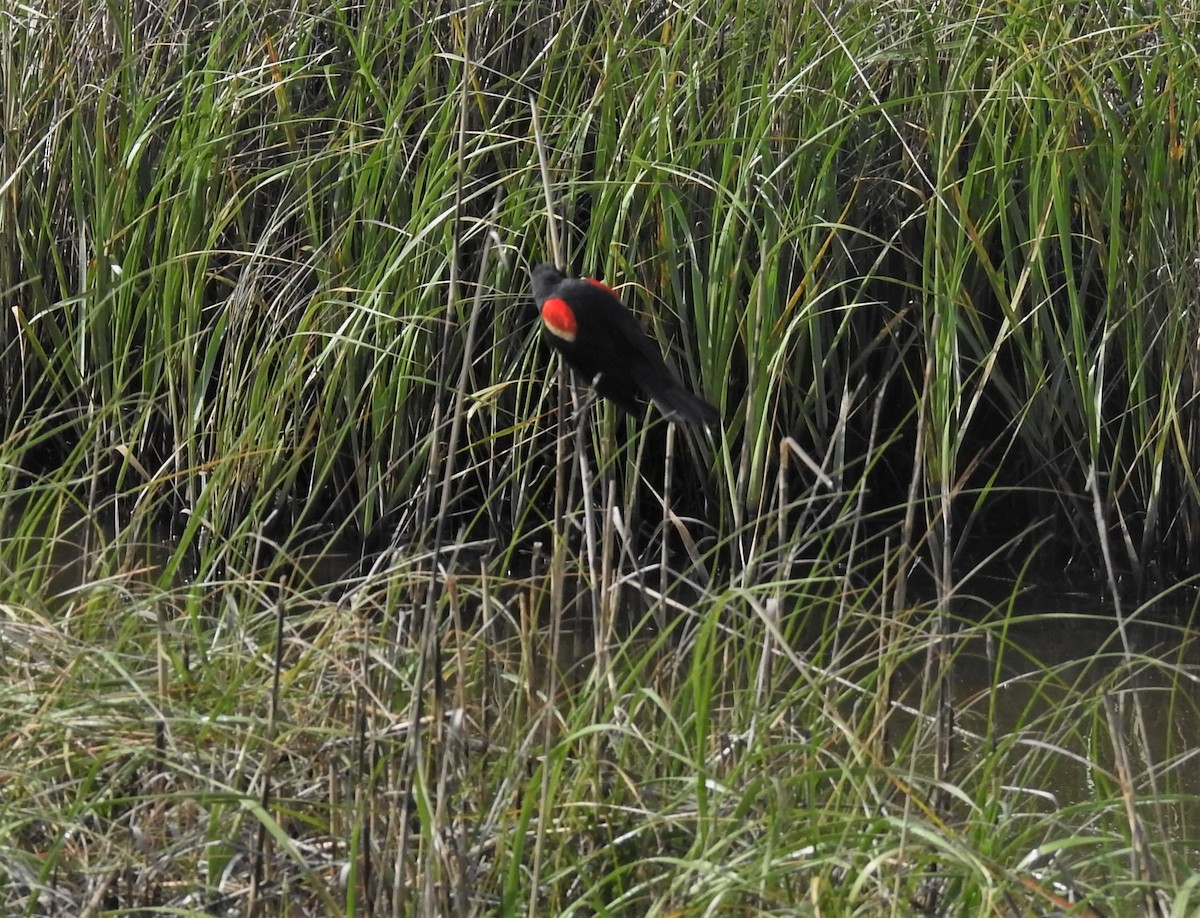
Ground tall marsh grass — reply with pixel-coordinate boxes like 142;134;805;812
2;0;1200;913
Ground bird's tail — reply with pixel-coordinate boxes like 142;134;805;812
650;383;720;427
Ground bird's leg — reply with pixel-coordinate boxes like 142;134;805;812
569;372;602;421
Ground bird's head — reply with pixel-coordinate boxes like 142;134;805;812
530;263;565;305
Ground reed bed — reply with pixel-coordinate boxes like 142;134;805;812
2;0;1200;914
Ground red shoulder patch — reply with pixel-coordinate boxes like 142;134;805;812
541;296;577;341
584;277;618;297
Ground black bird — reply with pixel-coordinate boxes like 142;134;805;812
530;263;719;426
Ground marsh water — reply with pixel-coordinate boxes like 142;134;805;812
550;567;1200;847
917;575;1200;823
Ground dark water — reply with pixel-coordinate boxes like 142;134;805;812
922;573;1200;862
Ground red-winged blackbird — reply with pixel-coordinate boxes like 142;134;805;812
531;263;720;427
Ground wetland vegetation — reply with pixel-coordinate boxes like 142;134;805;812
2;0;1200;914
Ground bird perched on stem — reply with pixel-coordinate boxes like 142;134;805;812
530;263;719;427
